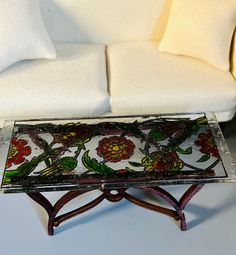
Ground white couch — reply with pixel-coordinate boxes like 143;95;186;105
0;0;236;122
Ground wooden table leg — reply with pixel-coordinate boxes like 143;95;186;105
137;184;205;230
27;189;105;235
27;184;205;235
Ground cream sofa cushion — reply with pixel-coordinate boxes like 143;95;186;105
0;44;109;118
232;31;236;80
39;0;166;44
159;0;236;71
108;42;236;122
0;0;56;73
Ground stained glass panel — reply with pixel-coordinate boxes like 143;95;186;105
0;113;235;193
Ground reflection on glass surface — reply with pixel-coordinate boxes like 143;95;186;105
0;113;235;193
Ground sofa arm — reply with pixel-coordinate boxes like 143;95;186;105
231;30;236;80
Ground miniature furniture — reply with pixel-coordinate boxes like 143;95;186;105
0;113;235;235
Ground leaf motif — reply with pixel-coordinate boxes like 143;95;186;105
197;154;210;162
196;116;208;126
82;151;114;175
192;117;207;134
125;167;136;173
148;130;166;141
129;161;143;167
143;142;151;154
35;136;49;151
175;146;192;155
4;170;21;178
113;122;145;139
3;158;41;184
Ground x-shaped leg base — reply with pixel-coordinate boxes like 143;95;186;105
27;184;204;235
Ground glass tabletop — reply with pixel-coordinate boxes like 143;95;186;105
0;113;235;193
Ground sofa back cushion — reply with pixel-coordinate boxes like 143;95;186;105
39;0;171;44
232;30;236;80
159;0;236;71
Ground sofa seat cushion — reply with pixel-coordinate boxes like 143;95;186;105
108;42;236;122
0;43;109;118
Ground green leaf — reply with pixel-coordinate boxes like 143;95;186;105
82;151;114;175
44;158;51;167
129;161;143;167
149;130;166;141
196;116;208;126
4;170;21;178
113;122;145;139
143;142;151;155
3;147;73;184
125;167;136;173
197;154;210;162
3;158;41;184
14;149;59;177
175;146;192;155
60;157;78;170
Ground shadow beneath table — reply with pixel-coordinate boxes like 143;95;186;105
186;189;236;230
29;197;131;235
54;200;131;235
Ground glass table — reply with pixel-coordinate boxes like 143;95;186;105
0;113;235;235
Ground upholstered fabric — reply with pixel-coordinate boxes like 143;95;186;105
39;0;167;44
232;31;236;80
0;43;109;118
0;0;56;73
159;0;236;71
150;0;172;42
108;42;236;122
215;110;236;122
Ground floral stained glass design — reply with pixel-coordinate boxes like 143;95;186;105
97;136;135;163
6;137;31;168
0;114;228;192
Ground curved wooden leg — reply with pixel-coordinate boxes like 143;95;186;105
53;193;105;227
124;192;180;220
27;192;55;235
137;184;205;230
27;184;205;235
179;211;187;231
27;189;105;235
178;184;205;230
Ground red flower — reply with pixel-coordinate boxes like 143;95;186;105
195;130;219;158
142;151;183;173
53;124;93;147
97;136;135;163
6;137;31;168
